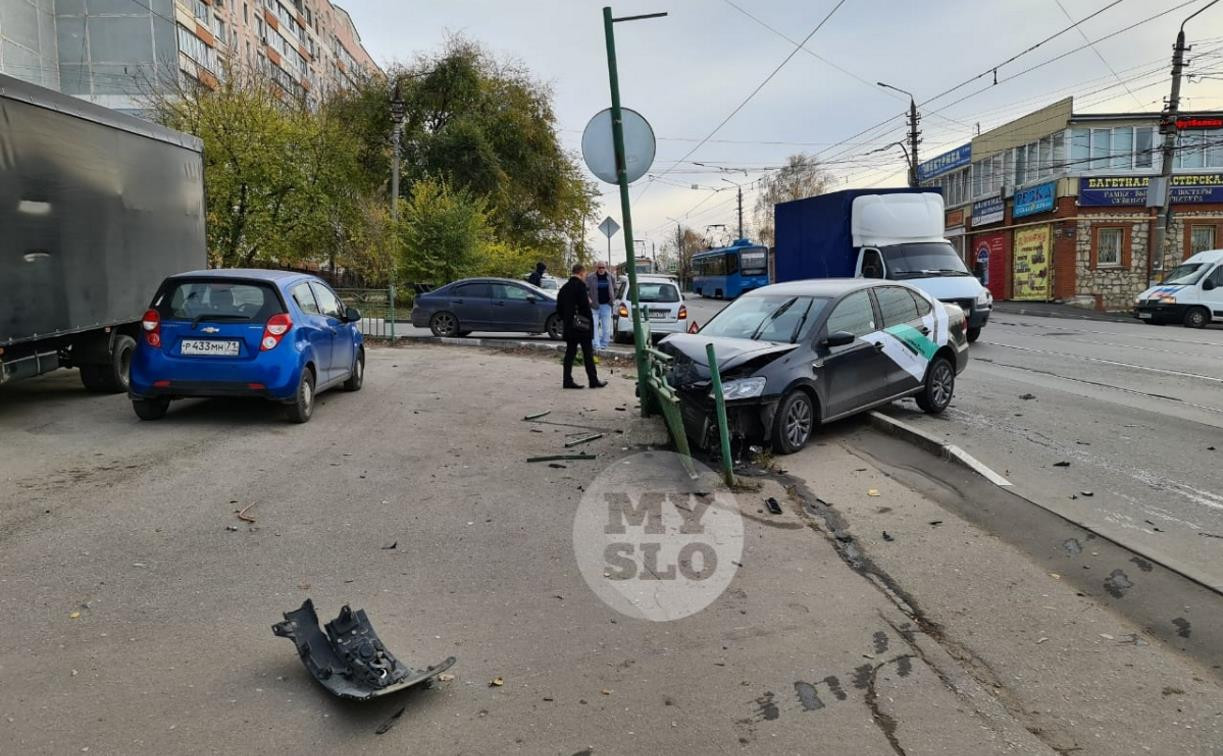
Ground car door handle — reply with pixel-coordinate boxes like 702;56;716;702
492;301;505;307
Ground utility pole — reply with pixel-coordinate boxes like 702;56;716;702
878;82;921;187
1152;0;1218;277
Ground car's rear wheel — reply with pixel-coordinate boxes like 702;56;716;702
285;368;315;423
132;397;169;421
430;312;459;337
771;389;815;454
343;349;364;391
966;327;981;343
545;314;563;341
1184;306;1210;329
915;355;955;414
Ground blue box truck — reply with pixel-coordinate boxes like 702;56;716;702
774;188;991;341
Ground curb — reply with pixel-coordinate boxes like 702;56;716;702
868;411;1013;487
992;304;1136;324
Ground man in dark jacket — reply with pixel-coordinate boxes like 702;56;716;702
556;263;606;389
527;261;547;287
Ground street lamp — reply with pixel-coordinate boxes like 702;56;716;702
390;82;406;221
877;81;920;187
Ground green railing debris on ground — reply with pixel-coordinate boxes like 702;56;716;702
643;346;696;478
336;286;397;340
704;343;736;487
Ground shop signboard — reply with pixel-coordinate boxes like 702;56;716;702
1078;174;1223;207
974;231;1008;300
972;196;1004;227
1013;181;1057;218
1012;225;1052;301
917;143;971;182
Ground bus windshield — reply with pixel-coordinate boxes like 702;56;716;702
739;247;768;276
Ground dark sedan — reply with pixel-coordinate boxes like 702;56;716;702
411;278;562;339
659;279;969;454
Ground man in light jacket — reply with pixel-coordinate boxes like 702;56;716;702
586;261;615;350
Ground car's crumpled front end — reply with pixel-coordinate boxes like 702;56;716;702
658;334;800;450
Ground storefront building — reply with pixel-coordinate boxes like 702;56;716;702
921;97;1223;310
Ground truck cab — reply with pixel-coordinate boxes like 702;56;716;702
849;193;991;342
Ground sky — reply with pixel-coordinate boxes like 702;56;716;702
343;0;1223;263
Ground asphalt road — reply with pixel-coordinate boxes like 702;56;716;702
881;313;1223;591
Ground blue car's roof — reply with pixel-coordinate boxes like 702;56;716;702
168;268;313;284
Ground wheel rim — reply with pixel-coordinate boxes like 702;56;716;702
785;396;812;448
931;362;953;407
302;378;314;409
435;314;456;335
1190;310;1206;326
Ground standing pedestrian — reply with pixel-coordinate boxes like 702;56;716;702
556;264;607;389
527;261;547;288
586;261;615;350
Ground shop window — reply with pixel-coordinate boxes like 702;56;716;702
1206;129;1223;168
1090;129;1111;170
1070;128;1090;168
1014;147;1026;187
1190;225;1216;255
1179;132;1205;169
1095;227;1124;268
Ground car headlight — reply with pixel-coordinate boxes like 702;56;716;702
713;376;767;400
976;289;992;306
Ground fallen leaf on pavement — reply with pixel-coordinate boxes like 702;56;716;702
867;489;880;497
68;611;81;619
490;676;504;687
601;689;612;696
1036;637;1049;644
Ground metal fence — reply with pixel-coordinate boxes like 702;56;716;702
336;286;398;340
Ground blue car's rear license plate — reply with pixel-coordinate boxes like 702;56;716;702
180;339;240;356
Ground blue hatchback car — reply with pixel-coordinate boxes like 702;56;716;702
128;269;364;423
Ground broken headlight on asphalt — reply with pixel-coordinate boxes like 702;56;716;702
713;376;767;400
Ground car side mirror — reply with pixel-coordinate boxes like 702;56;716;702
345;306;362;322
1204;279;1216;291
820;330;855;348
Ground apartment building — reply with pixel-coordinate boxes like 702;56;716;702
0;0;380;114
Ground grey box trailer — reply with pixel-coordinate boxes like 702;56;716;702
0;72;206;391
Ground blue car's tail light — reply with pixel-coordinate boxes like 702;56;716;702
261;313;293;351
142;309;161;348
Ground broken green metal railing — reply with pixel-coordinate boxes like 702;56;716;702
642;345;695;477
336;285;396;340
705;343;736;487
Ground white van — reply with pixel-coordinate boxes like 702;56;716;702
1135;249;1223;328
612;275;688;343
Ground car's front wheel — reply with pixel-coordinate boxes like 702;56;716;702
285;368;315;423
343;349;364;391
771;389;815;454
430;312;460;337
132;397;169;421
915;355;955;414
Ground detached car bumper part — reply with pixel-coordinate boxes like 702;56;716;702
272;599;456;701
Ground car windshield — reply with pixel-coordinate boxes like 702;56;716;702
701;294;828;343
883;242;970;278
155;280;284;322
1161;262;1209;285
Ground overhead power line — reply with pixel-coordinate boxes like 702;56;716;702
1052;0;1145;107
634;0;849;204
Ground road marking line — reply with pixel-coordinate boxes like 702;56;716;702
986;340;1223;384
868;411;1012;487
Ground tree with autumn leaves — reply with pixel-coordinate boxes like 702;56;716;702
151;37;597;286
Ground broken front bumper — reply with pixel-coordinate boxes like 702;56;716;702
676;386;779;449
272;599;456;701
